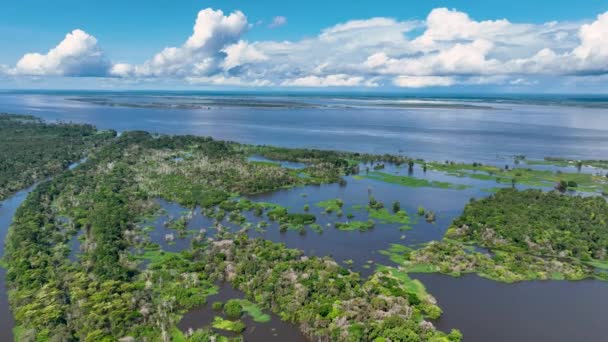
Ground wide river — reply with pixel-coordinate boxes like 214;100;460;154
1;91;608;341
2;92;608;163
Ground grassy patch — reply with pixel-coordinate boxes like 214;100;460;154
237;299;271;323
429;161;608;193
366;207;412;230
171;328;187;342
335;220;375;231
212;317;246;333
315;198;344;213
363;171;469;190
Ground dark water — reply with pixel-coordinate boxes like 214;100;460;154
0;185;37;342
178;283;307;341
2;92;608;163
415;273;608;342
141;162;608;341
2;92;608;341
147;164;482;275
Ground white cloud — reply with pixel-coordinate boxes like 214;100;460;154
393;76;455;88
186;75;272;86
571;11;608;73
14;29;110;76
282;74;365;87
7;7;608;88
222;41;268;70
112;8;248;77
268;16;287;29
509;78;538;86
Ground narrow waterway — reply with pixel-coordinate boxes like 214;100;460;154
0;185;37;341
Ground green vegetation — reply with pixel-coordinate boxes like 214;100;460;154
366;207;412;230
236;299;271;323
16;117;608;340
335;220;375;231
361;171;470;190
451;189;608;260
0;113;115;200
224;299;243;319
3;132;245;340
527;157;608;170
386;189;608;282
315;198;344;213
4;130;460;341
245;144;412;168
382;241;593;283
427;161;608;194
212;301;223;311
211;317;246;333
202;233;460;341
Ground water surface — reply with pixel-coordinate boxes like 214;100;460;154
2;92;608;163
2;92;608;341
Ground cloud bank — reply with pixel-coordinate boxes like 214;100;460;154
14;29;110;76
6;7;608;88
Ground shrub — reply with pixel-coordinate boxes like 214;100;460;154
224;299;243;319
212;301;223;311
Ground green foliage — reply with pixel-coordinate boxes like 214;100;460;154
211;316;246;333
392;201;401;213
0;113;114;200
201;233;455;341
428;160;608;194
450;188;608;261
362;171;470;190
335;220;375;231
224;299;243;319
4;127;459;341
236;299;271;323
386;189;608;283
315;198;344;213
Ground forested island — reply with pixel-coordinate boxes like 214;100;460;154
1;113;608;341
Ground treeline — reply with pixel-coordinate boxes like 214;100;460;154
450;188;608;261
246;144;414;169
0;113;115;200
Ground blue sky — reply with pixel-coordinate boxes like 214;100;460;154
1;1;607;91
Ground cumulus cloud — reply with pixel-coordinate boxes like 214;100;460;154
14;29;110;76
226;8;608;87
112;8;248;77
222;41;268;70
8;7;608;88
268;16;287;29
571;12;608;73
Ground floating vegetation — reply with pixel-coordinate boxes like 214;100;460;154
335;220;375;231
361;171;470;190
315;198;344;213
211;317;246;333
428;161;608;194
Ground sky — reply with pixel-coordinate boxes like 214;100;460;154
1;0;608;92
